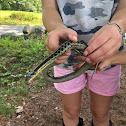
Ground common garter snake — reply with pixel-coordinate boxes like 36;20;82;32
25;40;92;83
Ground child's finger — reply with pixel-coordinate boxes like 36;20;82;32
96;60;111;73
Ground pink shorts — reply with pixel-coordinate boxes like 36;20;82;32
54;65;121;96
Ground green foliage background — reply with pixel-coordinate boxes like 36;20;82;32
0;36;48;117
0;0;42;12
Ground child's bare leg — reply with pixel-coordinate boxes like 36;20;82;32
90;90;113;126
60;90;82;126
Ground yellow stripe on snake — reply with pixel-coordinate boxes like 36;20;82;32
25;40;92;83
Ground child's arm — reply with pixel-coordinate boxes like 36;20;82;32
97;51;126;73
41;0;78;64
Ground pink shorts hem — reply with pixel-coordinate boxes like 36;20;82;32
54;84;85;94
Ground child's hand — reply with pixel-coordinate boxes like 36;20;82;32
83;24;122;64
45;28;77;64
73;56;95;71
96;58;113;73
73;55;112;73
72;56;86;71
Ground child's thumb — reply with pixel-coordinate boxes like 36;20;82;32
67;30;77;42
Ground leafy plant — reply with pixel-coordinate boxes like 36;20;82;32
0;94;14;117
0;102;14;117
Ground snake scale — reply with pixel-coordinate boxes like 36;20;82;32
25;40;92;83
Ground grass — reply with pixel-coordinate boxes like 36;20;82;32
0;36;48;117
0;10;43;25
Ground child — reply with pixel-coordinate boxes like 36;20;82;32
42;0;126;126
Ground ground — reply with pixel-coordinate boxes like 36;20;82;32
0;64;126;126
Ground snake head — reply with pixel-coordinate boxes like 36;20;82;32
25;71;36;82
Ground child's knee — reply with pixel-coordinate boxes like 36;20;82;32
63;106;81;119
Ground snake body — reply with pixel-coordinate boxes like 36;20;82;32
25;40;92;83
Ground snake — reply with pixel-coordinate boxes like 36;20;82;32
25;40;92;83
